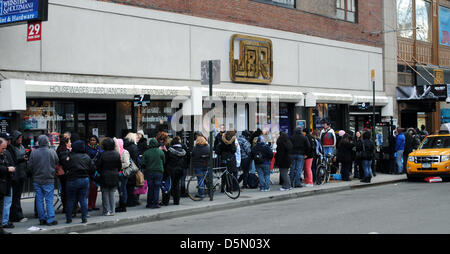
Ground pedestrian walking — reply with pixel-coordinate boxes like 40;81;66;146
7;131;28;223
395;128;405;174
1;133;15;230
87;135;102;211
141;138;166;209
337;133;354;181
303;128;315;187
96;137;121;216
63;140;95;224
290;127;310;188
275;132;293;191
191;136;210;199
28;135;59;226
0;137;15;234
358;131;375;183
251;136;273;192
162;136;186;205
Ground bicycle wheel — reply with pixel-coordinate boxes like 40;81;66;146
222;172;240;199
316;165;327;185
186;175;206;201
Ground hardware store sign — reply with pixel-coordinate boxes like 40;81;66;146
0;0;39;25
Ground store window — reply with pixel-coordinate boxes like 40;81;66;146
398;64;414;86
397;0;414;39
19;100;75;149
439;5;450;46
416;0;432;42
137;100;174;138
336;0;357;23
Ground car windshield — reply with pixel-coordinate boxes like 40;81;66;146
420;136;450;149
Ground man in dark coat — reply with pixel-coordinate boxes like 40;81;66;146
290;127;311;187
0;137;15;234
8;131;28;223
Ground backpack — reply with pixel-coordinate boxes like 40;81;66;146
253;150;265;164
248;173;259;189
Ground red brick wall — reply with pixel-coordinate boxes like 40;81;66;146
99;0;383;48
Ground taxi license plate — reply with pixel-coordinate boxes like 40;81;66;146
422;163;432;168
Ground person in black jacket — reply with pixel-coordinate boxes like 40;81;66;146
123;134;140;207
161;136;186;205
96;137;122;216
290;127;311;188
191;136;210;198
357;131;375;183
8;131;28;223
217;130;237;192
275;132;293;191
0;137;15;234
63;140;95;224
56;136;71;214
337;133;354;181
353;131;363;179
251;136;273;191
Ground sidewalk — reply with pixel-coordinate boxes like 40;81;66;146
5;172;406;234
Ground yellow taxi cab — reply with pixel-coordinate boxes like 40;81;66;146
407;134;450;181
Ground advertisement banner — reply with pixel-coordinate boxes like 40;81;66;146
0;0;47;25
440;5;450;46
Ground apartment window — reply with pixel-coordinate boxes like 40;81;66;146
416;0;432;42
336;0;357;22
253;0;296;9
397;0;414;38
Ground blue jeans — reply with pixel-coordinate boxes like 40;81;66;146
145;171;163;207
290;154;305;187
33;182;56;223
66;177;89;221
396;150;404;173
362;160;372;179
323;146;334;157
2;187;12;226
256;164;271;191
194;167;209;197
119;175;128;205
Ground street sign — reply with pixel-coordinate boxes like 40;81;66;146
27;21;41;41
133;94;150;107
371;69;375;82
357;102;370;110
0;0;48;26
201;60;220;85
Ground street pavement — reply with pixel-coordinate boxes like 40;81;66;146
4;172;407;234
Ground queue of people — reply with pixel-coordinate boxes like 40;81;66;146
1;120;425;234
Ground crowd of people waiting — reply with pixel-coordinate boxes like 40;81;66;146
0;122;429;234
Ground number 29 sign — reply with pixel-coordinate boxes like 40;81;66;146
27;21;42;42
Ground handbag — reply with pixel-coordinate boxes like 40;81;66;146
134;180;147;195
123;159;139;177
55;164;65;176
135;170;145;187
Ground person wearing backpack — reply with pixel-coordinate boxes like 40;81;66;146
161;136;186;205
141;138;166;209
251;136;273;192
275;132;293;191
237;131;252;189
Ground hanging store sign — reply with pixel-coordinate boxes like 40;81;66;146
230;34;273;84
0;0;48;26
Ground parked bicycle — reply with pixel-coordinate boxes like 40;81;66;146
315;153;334;185
187;167;240;201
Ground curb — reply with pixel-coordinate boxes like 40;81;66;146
30;177;407;234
